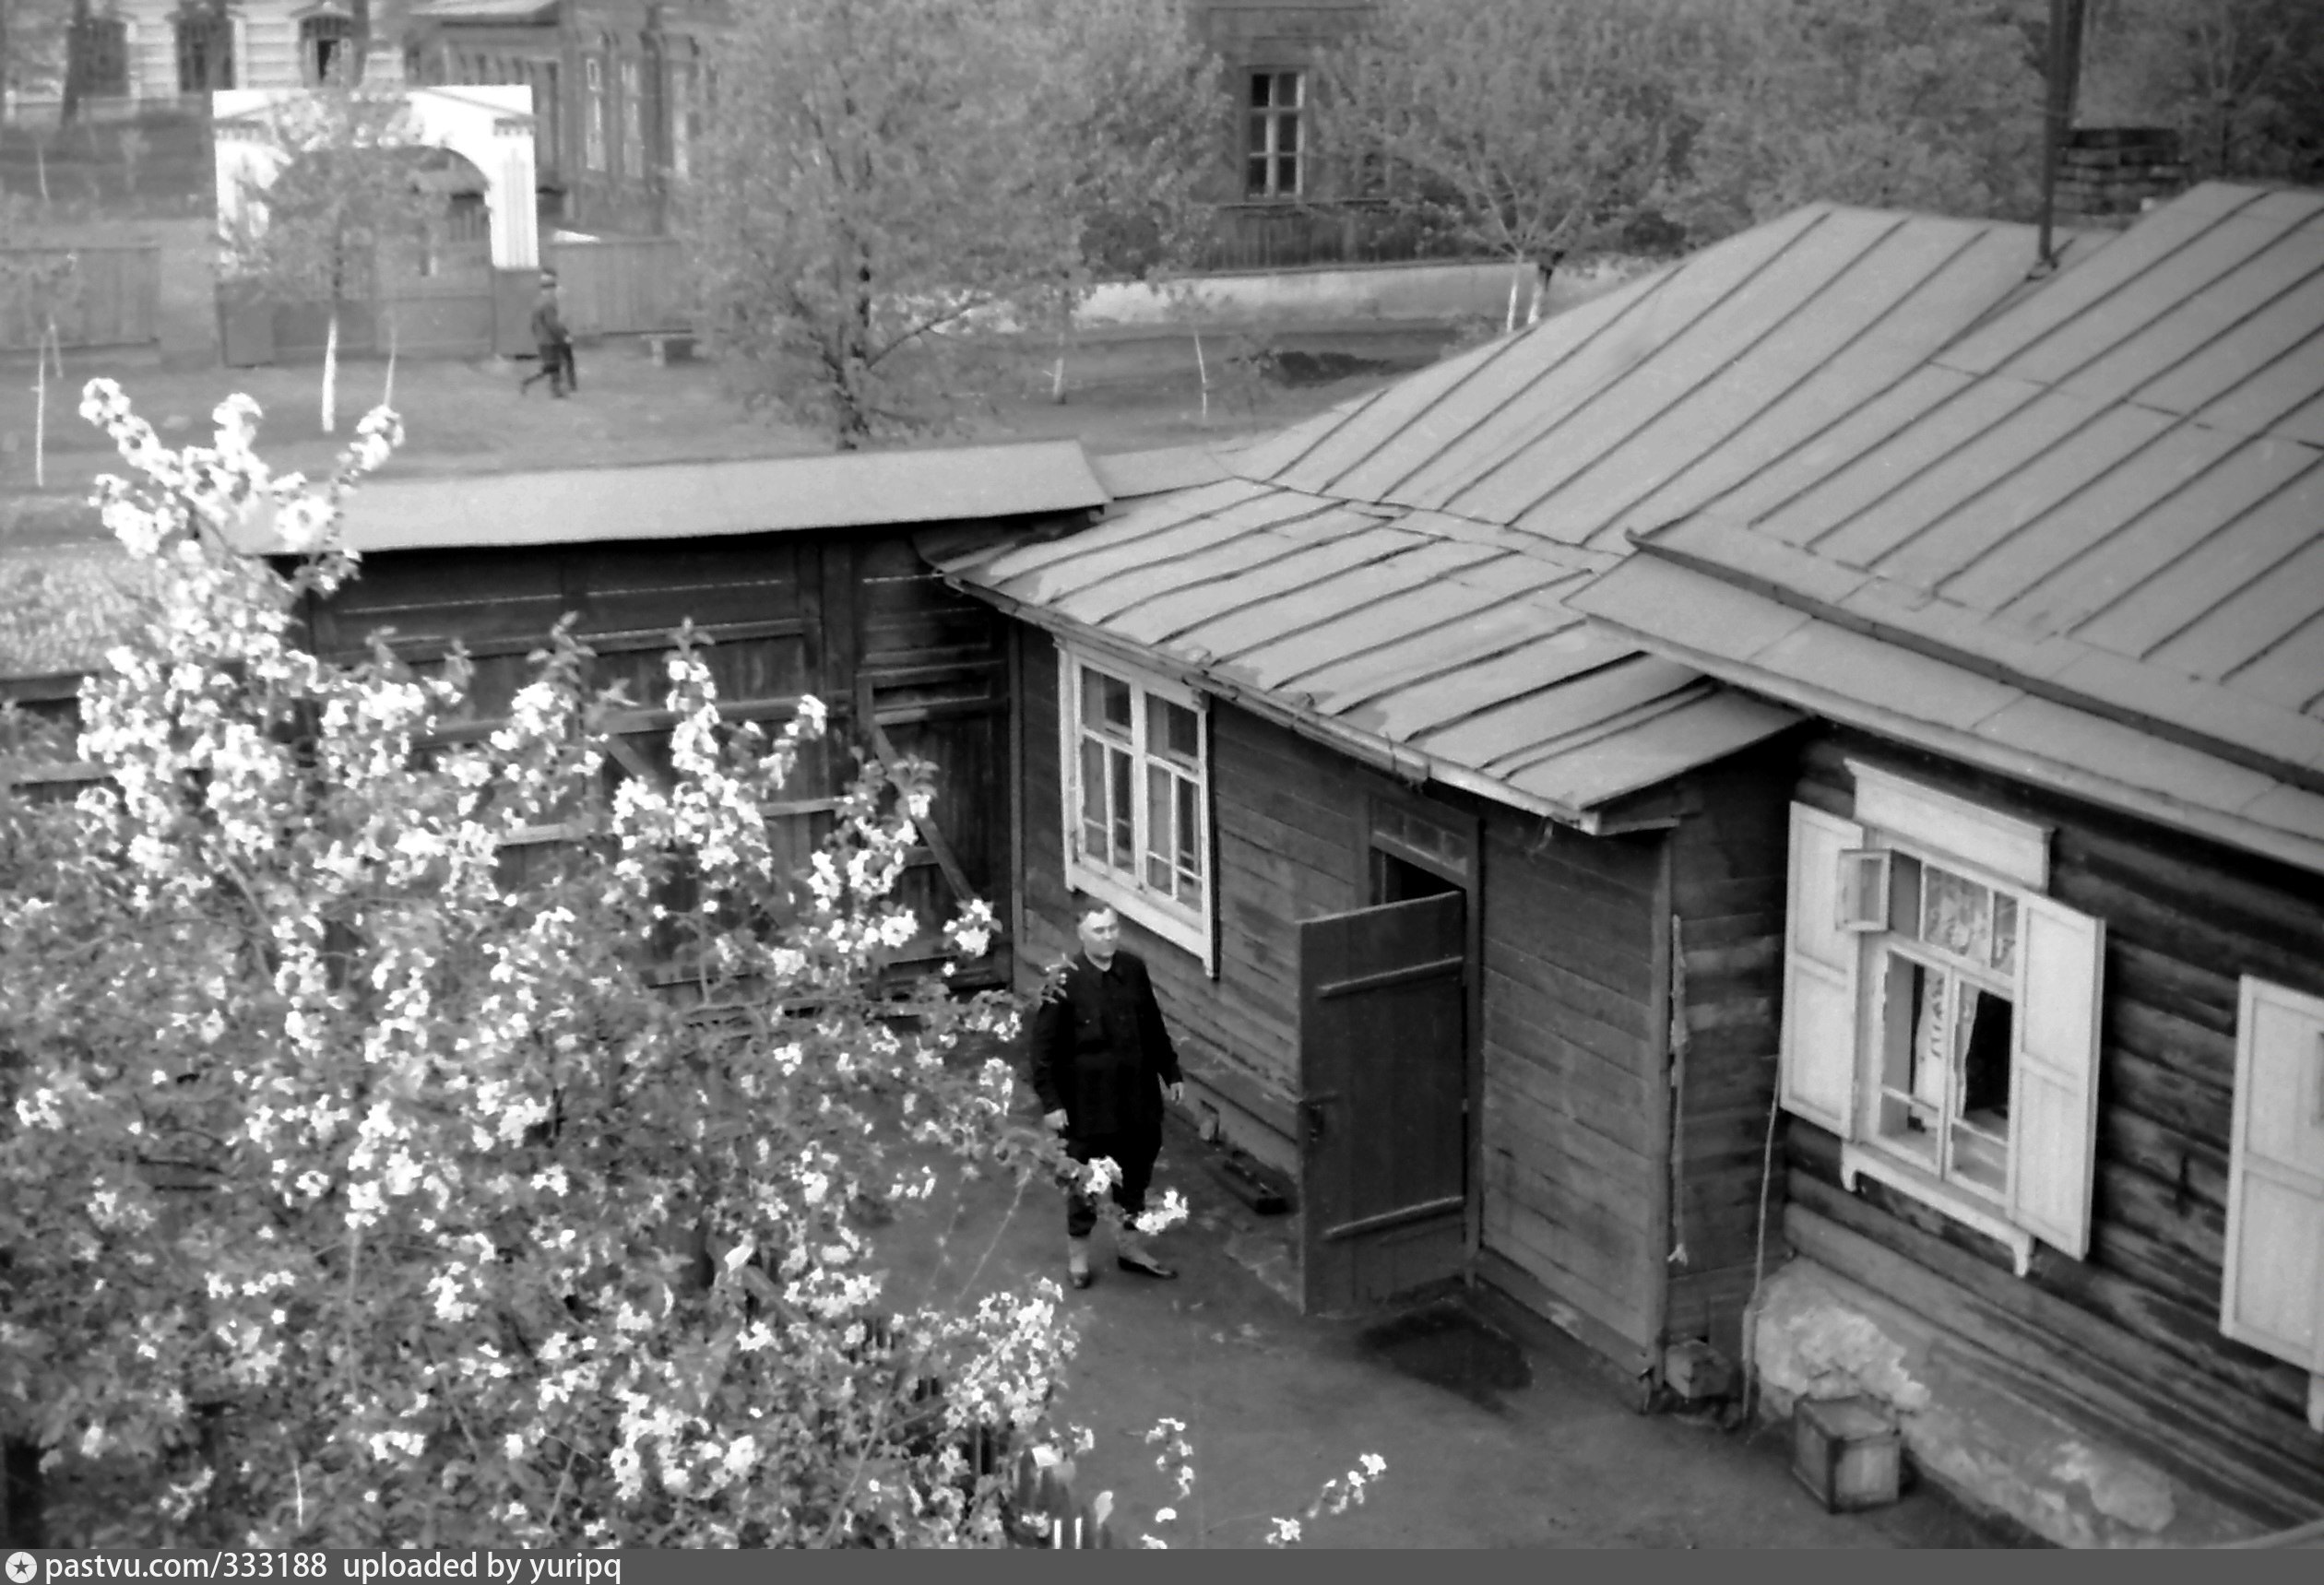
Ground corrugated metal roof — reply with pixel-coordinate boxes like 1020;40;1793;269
227;441;1110;556
1573;183;2324;872
942;204;2095;819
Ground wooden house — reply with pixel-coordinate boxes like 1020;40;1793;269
925;202;2105;1383
1573;182;2324;1545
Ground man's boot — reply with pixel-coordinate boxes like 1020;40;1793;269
1067;1236;1093;1290
1115;1226;1177;1280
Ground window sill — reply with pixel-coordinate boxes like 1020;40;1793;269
1065;858;1214;976
1841;1142;2035;1277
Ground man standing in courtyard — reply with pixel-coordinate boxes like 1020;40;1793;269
1030;901;1184;1289
520;271;575;397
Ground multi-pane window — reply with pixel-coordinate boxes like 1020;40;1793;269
1246;70;1302;199
1780;764;2103;1274
619;56;644;178
1061;646;1212;966
175;8;236;93
583;56;607;172
300;14;362;87
1869;854;2020;1199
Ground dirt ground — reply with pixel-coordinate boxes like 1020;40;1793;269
883;1087;2024;1550
0;324;1452;546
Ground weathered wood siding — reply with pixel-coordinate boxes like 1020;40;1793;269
1787;728;2324;1526
298;526;1014;971
1665;742;1796;1363
1015;626;1367;1177
1475;807;1668;1371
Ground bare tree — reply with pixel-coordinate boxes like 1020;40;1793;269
222;88;442;433
1319;0;1714;327
678;0;1220;445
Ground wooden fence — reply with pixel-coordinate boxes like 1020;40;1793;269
0;242;160;350
1191;201;1444;274
544;236;690;337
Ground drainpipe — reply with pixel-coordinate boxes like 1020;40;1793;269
2036;0;2088;272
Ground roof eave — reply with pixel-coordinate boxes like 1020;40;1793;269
940;575;1618;831
1580;579;2324;880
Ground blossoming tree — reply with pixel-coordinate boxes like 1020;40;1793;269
0;380;1163;1547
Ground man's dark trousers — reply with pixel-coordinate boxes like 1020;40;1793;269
1064;1120;1159;1236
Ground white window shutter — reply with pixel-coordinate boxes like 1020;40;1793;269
1780;802;1866;1137
2006;893;2105;1260
2221;976;2324;1374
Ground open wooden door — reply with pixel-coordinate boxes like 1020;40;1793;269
1299;891;1468;1314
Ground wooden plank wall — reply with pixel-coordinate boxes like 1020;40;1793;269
1015;627;1368;1177
1475;805;1668;1372
1788;728;2324;1526
300;526;1011;970
1665;742;1796;1363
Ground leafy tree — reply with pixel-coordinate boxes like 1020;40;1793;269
0;380;1382;1548
678;0;1221;444
221;88;442;436
2077;0;2324;183
1317;0;1716;327
0;380;1076;1545
1666;0;2047;240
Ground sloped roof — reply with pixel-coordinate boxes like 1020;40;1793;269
938;204;2100;823
227;441;1110;556
1573;183;2324;874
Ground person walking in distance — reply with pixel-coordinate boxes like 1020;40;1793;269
1030;902;1185;1289
519;271;575;397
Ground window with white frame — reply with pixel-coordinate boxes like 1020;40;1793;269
1779;763;2103;1275
619;55;645;178
2221;976;2324;1432
1059;644;1212;968
1246;70;1303;198
583;55;607;172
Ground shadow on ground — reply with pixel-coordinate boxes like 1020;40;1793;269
874;1082;2025;1551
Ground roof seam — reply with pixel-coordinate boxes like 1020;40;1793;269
1593;220;2003;544
1513;210;1918;526
1360;259;1690;503
1451;210;1838;517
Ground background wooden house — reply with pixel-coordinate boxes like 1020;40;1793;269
401;0;726;235
1575;182;2324;1545
927;201;2100;1384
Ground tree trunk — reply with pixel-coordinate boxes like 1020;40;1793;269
59;0;92;128
322;305;340;433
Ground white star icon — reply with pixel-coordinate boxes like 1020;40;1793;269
6;1552;37;1585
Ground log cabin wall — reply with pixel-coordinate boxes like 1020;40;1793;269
297;524;1015;974
1014;625;1371;1180
1784;727;2324;1527
1664;739;1796;1366
1473;804;1670;1377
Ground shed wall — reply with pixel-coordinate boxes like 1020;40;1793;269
1666;741;1796;1363
1475;805;1669;1371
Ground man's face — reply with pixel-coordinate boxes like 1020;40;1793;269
1077;908;1120;965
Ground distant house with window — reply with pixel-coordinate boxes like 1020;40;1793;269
398;0;720;236
1573;182;2324;1545
1180;0;1386;270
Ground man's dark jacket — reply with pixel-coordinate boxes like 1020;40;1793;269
1029;950;1181;1139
